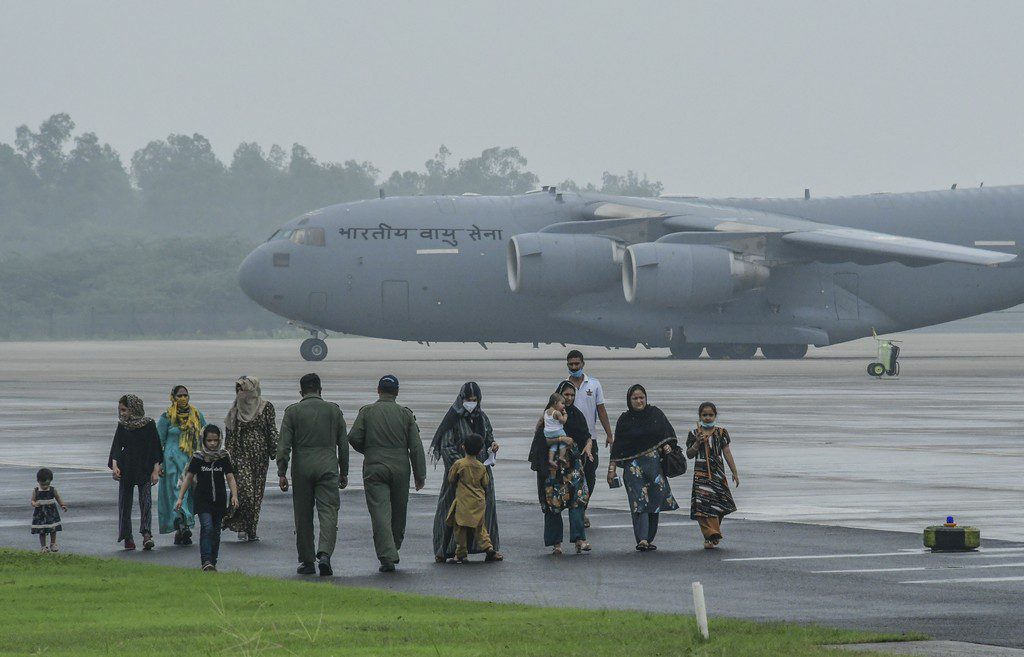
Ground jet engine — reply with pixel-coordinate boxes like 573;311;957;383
622;243;769;307
507;233;622;294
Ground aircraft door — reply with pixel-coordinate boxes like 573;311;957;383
381;280;410;323
833;273;860;320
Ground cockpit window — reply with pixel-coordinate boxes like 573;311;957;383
289;227;325;247
267;229;295;242
267;227;323;245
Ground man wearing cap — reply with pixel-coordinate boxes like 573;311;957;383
348;374;426;572
277;373;348;576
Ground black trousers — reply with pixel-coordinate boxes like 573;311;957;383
582;448;598;506
117;479;152;542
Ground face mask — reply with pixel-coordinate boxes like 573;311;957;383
568;368;584;378
700;420;716;429
462;401;478;413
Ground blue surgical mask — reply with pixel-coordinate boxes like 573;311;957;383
700;420;716;429
462;401;478;413
568;369;584;378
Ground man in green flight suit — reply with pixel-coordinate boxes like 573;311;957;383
348;374;426;572
277;373;348;577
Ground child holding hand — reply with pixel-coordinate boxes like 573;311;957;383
445;433;502;564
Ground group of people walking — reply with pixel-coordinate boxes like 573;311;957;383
90;349;740;574
107;378;279;569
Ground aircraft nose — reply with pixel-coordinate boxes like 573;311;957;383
238;247;265;304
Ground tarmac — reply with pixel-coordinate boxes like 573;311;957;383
1;334;1022;648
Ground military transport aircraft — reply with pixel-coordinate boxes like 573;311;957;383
238;185;1022;360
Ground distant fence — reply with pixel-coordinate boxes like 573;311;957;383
0;305;291;340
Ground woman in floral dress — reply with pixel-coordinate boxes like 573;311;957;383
608;384;679;551
223;376;278;542
529;380;592;555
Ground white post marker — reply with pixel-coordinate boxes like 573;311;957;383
692;581;709;640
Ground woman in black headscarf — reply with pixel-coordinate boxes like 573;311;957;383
529;380;592;555
429;382;501;562
608;384;679;551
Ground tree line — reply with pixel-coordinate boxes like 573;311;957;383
1;113;663;252
0;113;662;339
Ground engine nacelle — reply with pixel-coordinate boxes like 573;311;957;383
507;233;621;294
622;243;769;307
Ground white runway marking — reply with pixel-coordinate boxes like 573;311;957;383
725;547;1024;562
901;575;1024;585
813;562;1024;574
724;550;929;562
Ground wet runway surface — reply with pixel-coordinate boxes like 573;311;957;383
2;467;1022;647
1;335;1022;644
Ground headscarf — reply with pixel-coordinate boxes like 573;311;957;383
118;394;152;431
166;386;202;457
429;381;485;465
528;381;591;471
609;384;676;463
198;426;230;463
226;376;268;432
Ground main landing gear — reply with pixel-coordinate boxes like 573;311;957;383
668;341;809;360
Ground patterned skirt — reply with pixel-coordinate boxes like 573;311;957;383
32;501;62;534
689;469;736;520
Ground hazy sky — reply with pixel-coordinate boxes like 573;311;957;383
4;1;1024;197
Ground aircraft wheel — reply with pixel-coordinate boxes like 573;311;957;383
301;338;328;362
706;343;756;360
669;342;704;359
867;362;885;377
761;344;809;360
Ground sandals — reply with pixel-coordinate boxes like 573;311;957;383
435;555;447;564
485;549;504;562
39;546;50;553
703;540;717;549
636;540;649;551
645;543;657;551
551;545;563;556
142;535;155;551
575;541;591;554
452;557;465;564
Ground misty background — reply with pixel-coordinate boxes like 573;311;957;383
2;1;1023;339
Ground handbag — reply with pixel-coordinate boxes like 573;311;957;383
660;440;688;478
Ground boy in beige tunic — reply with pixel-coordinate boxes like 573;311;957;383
445;433;502;563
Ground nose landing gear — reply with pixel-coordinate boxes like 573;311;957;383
300;338;328;361
292;324;329;361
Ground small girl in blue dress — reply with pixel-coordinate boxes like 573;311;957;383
31;468;68;553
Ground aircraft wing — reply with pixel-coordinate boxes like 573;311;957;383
779;227;1017;267
556;197;1019;267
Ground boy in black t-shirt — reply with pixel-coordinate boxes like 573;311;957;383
175;425;238;571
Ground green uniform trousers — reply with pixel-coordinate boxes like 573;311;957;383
291;468;340;564
363;463;411;565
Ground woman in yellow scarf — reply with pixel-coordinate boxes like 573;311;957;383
156;385;206;544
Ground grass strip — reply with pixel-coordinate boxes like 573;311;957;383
0;548;918;656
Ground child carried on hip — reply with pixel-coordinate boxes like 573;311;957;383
543;393;570;469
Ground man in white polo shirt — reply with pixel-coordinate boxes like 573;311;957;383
564;350;614;527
